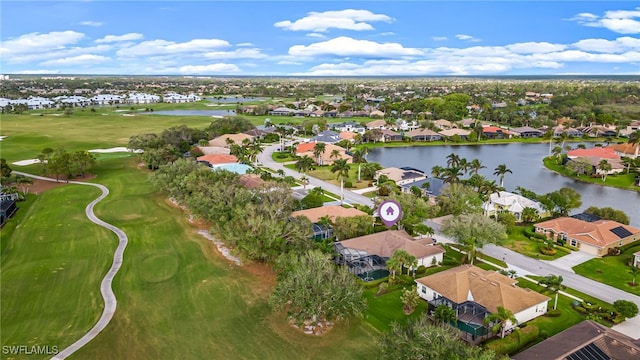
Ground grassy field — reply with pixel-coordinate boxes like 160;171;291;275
543;157;639;192
502;226;571;261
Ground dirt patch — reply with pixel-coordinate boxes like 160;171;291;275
21;174;97;195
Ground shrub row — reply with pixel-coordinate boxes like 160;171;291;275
486;325;540;355
523;227;547;241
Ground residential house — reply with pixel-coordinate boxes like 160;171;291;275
309;130;342;144
238;174;266;190
366;119;387;130
406;128;443;142
459;118;477;128
380;129;403;142
90;94;124;105
619;120;640;137
482;191;549;222
196;154;238;167
163;92;201;103
416;265;549;342
291;205;369;240
375;167;427;185
579;124;617;138
335;230;445;279
126;92;160;104
509;126;543;138
534;217;640;256
434;119;455;130
197;146;231;155
566;147;624;175
609;143;639;159
513;320;640;360
369;110;385;118
207;133;255;148
268;107;295;116
634;251;640;268
331;122;366;134
438;128;471;140
553;125;583;138
295;142;352;165
482;126;511;139
0;190;18;227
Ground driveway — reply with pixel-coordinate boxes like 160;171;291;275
541;251;597;273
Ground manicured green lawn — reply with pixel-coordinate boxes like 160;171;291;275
363;284;426;332
1;157;379;359
543;157;639;192
572;242;640;296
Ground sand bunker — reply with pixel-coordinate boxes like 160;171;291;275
13;159;42;166
88;147;143;153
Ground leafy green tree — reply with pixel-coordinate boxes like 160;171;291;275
301;192;324;209
538;275;564;310
566;158;593;176
377;317;504;360
361;162;382;180
441;213;507;265
385;192;438;233
484;306;517;339
436;183;483;216
433;304;457;326
206;116;255;137
521;207;540;223
330;159;351;205
270;250;366;325
540;187;582;216
332;215;373;240
613;300;638;318
0;158;12;178
401;286;420;314
584;206;630;225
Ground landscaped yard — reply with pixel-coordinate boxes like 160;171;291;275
284;164;374;190
502;225;572;261
572;242;640;296
543;157;639;192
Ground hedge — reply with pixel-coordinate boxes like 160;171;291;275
486;325;540;355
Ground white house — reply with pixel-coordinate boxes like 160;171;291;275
416;265;549;341
127;92;160;104
482;191;549;221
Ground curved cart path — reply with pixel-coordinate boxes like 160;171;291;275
14;172;128;359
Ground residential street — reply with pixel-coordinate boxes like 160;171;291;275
257;146;640;339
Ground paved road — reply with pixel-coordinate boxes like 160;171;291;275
257;144;374;207
13;172;129;360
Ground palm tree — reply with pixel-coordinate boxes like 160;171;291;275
538;275;565;310
552;145;563;162
351;148;367;181
433;304;457;327
300;175;309;190
493;163;512;188
431;165;445;179
597;159;612;181
446;153;461;168
478;180;503;201
441;166;463;184
330;149;340;161
295;155;314;174
330;159;351;205
629;266;639;286
313;142;326;165
469;158;486;175
386;257;401;283
484;306;517;339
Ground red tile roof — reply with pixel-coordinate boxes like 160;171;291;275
196;154;238;165
567;147;619;160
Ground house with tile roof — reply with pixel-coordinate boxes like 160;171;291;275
406;128;443;142
207;133;255;148
482;126;512;139
534;217;640;256
482;191;549;221
609;143;639;159
335;230;445;279
509;126;544;138
196;154;238;167
400;177;446;204
380;129;403;142
434;119;455;130
366;119;387;130
416;265;549;342
438;128;471;139
291;205;369;240
513;320;640;360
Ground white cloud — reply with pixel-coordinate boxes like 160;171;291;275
571;7;640;34
432;36;448;41
288;36;423;58
277;60;302;65
14;69;61;74
456;34;481;42
378;32;395;36
0;31;85;56
40;54;111;66
203;48;266;59
117;38;231;57
176;64;241;74
80;21;103;27
236;42;254;47
307;33;326;39
274;9;394;32
3;44;113;65
506;42;567;54
573;37;640;53
96;33;143;43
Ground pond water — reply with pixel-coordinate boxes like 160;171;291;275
368;142;640;226
206;97;266;103
151;110;236;116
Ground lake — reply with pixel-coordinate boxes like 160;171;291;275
367;143;640;226
151;110;236;116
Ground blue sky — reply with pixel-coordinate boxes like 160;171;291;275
1;1;639;76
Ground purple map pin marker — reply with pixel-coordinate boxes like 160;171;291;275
378;200;402;228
